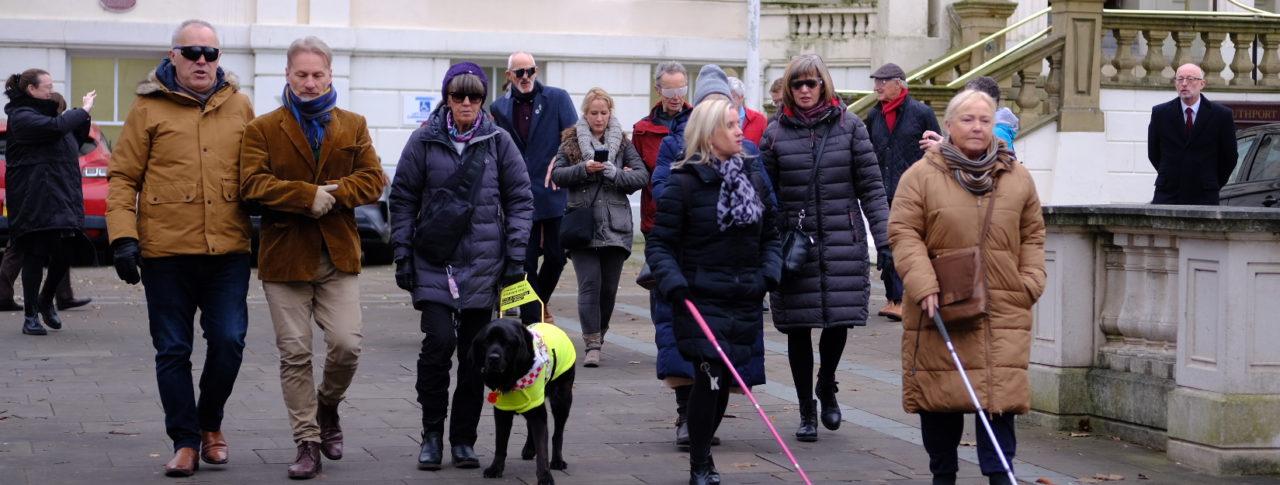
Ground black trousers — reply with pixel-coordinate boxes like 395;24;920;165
785;327;848;402
0;239;73;304
415;302;490;446
919;411;1017;476
15;230;71;317
520;217;566;323
687;359;730;463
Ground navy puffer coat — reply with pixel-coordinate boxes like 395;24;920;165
3;95;88;241
646;160;782;367
389;105;533;310
865;94;939;202
761;102;891;331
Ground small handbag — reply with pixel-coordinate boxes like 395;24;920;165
780;122;833;277
930;179;998;326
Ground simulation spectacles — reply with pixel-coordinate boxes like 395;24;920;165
1174;76;1204;84
510;67;537;79
448;91;484;103
173;46;220;62
873;78;900;87
658;86;688;99
790;79;823;90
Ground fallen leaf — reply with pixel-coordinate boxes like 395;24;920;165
1069;432;1091;437
959;440;976;447
108;430;139;436
732;462;758;468
1035;479;1057;485
1137;474;1149;480
149;453;160;457
1094;473;1123;481
628;361;641;364
729;403;740;408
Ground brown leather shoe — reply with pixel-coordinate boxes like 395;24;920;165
287;441;322;479
881;301;903;322
164;447;199;477
200;430;229;464
317;398;343;460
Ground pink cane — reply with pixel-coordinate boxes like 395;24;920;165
683;299;813;485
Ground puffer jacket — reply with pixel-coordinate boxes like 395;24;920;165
865;94;939;202
389;105;533;310
106;59;255;257
550;124;648;251
646;160;782;367
3;95;88;240
761;101;891;331
889;150;1046;414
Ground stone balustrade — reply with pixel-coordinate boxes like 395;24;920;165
1031;205;1280;475
1102;10;1280;88
784;6;877;39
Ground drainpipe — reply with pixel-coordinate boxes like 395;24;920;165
746;0;762;110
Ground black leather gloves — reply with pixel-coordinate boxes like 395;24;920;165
876;246;895;275
394;258;415;291
501;259;526;287
112;238;142;285
668;287;692;305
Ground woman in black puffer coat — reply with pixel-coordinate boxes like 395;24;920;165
3;69;95;336
647;98;782;485
760;54;892;442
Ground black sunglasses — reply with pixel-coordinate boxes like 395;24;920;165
790;79;823;90
448;91;484;103
173;46;220;62
510;67;537;79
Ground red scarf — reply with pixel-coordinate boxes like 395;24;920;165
881;87;908;132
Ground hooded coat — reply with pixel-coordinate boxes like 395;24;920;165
889;150;1046;414
3;94;89;241
761;102;892;331
106;60;255;258
389;105;533;310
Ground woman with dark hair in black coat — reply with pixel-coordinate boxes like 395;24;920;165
3;68;95;336
647;98;782;485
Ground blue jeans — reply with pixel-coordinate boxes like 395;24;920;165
142;254;250;451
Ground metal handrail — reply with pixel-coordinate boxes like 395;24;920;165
1225;0;1276;16
1101;7;1280;18
946;27;1053;89
907;7;1051;83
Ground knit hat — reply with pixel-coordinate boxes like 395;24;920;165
442;62;489;98
693;64;732;105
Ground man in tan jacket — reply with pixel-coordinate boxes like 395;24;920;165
239;36;385;479
106;19;255;477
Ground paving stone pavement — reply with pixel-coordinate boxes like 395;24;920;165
2;261;1279;485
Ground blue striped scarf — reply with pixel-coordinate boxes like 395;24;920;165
283;84;337;150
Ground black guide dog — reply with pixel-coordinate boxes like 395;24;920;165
474;319;575;485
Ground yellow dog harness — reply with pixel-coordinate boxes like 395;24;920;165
486;323;576;413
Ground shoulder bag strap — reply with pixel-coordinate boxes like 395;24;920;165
795;121;835;230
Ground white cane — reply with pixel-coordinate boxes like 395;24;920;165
930;311;1018;484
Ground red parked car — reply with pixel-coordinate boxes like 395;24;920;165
0;119;111;258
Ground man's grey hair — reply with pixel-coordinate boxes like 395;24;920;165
654;61;687;87
727;77;746;98
287;36;333;69
172;19;216;45
507;52;536;70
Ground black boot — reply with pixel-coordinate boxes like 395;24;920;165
706;453;721;485
418;431;443;470
815;373;841;430
689;455;716;485
451;444;479;468
932;473;957;485
674;385;691;448
795;399;818;442
39;304;62;330
988;472;1014;485
21;314;46;336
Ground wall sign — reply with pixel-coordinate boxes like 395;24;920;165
403;94;435;126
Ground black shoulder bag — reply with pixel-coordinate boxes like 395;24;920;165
414;138;492;265
781;123;834;277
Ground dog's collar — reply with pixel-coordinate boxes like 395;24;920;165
486;326;551;403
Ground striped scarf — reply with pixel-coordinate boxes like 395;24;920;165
282;84;336;150
714;155;763;231
938;138;1014;195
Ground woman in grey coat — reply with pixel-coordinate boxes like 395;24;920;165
761;54;892;442
388;62;533;470
551;88;648;367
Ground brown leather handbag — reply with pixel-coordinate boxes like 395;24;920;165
930;180;997;327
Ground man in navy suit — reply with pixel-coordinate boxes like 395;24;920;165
1147;63;1237;205
490;52;577;323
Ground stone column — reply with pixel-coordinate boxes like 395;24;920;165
1052;0;1106;132
946;0;1019;71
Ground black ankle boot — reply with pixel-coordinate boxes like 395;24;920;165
815;374;841;430
39;304;62;330
451;444;479;468
988;472;1014;485
689;455;716;485
418;431;443;470
21;314;46;335
795;399;818;442
932;473;957;485
675;414;690;448
706;453;721;485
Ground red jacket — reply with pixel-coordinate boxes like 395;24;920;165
632;102;691;234
742;107;767;146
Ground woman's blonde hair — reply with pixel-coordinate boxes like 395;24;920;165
580;87;614;114
676;98;737;168
943;89;996;124
781;54;837;110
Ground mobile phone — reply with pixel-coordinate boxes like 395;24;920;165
594;148;609;163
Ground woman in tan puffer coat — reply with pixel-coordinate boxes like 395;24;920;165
888;89;1045;485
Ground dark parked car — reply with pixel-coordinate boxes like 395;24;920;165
1221;123;1280;208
